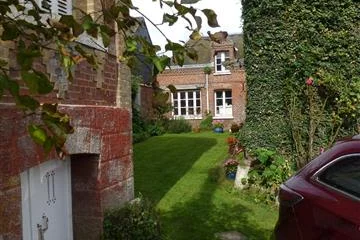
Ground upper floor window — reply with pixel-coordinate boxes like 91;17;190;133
34;0;72;16
215;90;232;117
215;51;230;73
172;90;201;119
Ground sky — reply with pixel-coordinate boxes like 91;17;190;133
130;0;242;53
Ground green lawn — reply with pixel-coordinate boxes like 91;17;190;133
133;132;278;240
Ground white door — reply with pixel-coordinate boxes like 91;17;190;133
21;159;73;240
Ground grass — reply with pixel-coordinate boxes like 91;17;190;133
133;131;278;240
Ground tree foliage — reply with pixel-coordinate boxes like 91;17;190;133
0;0;220;155
242;0;360;167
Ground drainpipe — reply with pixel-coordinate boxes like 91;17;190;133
205;73;209;113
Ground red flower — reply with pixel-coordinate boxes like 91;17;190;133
306;77;314;86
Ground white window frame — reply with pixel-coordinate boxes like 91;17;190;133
171;90;202;119
214;90;233;118
37;0;72;16
214;51;230;74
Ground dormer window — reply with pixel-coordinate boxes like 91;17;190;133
215;51;230;73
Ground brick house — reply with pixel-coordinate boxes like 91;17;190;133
0;1;134;239
157;34;246;129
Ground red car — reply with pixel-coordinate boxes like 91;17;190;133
275;136;360;239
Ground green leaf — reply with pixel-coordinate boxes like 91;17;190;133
163;1;174;7
60;15;84;37
173;51;185;66
43;137;54;153
28;124;48;145
126;38;138;52
22;70;53;94
186;47;198;61
100;31;110;47
17;95;40;111
162;14;178;26
152;56;170;73
1;23;20;41
82;15;93;30
202;9;220;27
189;30;201;40
174;1;190;15
5;78;20;97
180;0;200;4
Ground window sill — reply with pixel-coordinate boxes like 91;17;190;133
213;71;231;76
173;115;203;120
213;116;234;120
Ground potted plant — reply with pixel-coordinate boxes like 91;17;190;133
212;120;224;133
223;158;239;180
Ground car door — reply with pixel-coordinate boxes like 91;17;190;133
312;154;360;239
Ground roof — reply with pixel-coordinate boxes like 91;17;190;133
183;33;244;65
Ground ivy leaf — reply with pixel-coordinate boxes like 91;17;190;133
162;13;178;26
22;70;53;94
2;22;20;40
180;0;200;3
28;124;48;145
202;9;220;27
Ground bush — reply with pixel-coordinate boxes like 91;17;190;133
199;114;213;130
103;196;162;240
230;123;242;133
244;148;294;203
147;121;166;136
166;118;192;133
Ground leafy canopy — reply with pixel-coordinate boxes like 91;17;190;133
0;0;220;155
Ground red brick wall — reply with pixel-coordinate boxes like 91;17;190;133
0;42;133;239
157;66;246;129
139;85;154;119
0;105;133;240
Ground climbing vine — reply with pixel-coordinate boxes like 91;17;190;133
242;0;360;168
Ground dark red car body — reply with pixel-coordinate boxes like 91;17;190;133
275;137;360;239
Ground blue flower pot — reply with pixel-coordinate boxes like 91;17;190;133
226;172;236;180
213;127;224;133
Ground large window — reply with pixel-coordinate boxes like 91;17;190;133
172;90;201;119
215;51;230;73
318;155;360;199
215;90;232;117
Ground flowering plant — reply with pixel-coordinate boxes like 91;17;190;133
223;158;239;175
212;120;224;128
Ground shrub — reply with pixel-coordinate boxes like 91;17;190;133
244;148;294;203
230;123;242;133
166;118;192;133
103;196;162;240
147;121;166;136
199;113;213;130
132;108;151;143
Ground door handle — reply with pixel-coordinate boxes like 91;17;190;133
37;214;48;240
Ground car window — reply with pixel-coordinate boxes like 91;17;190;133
318;155;360;199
